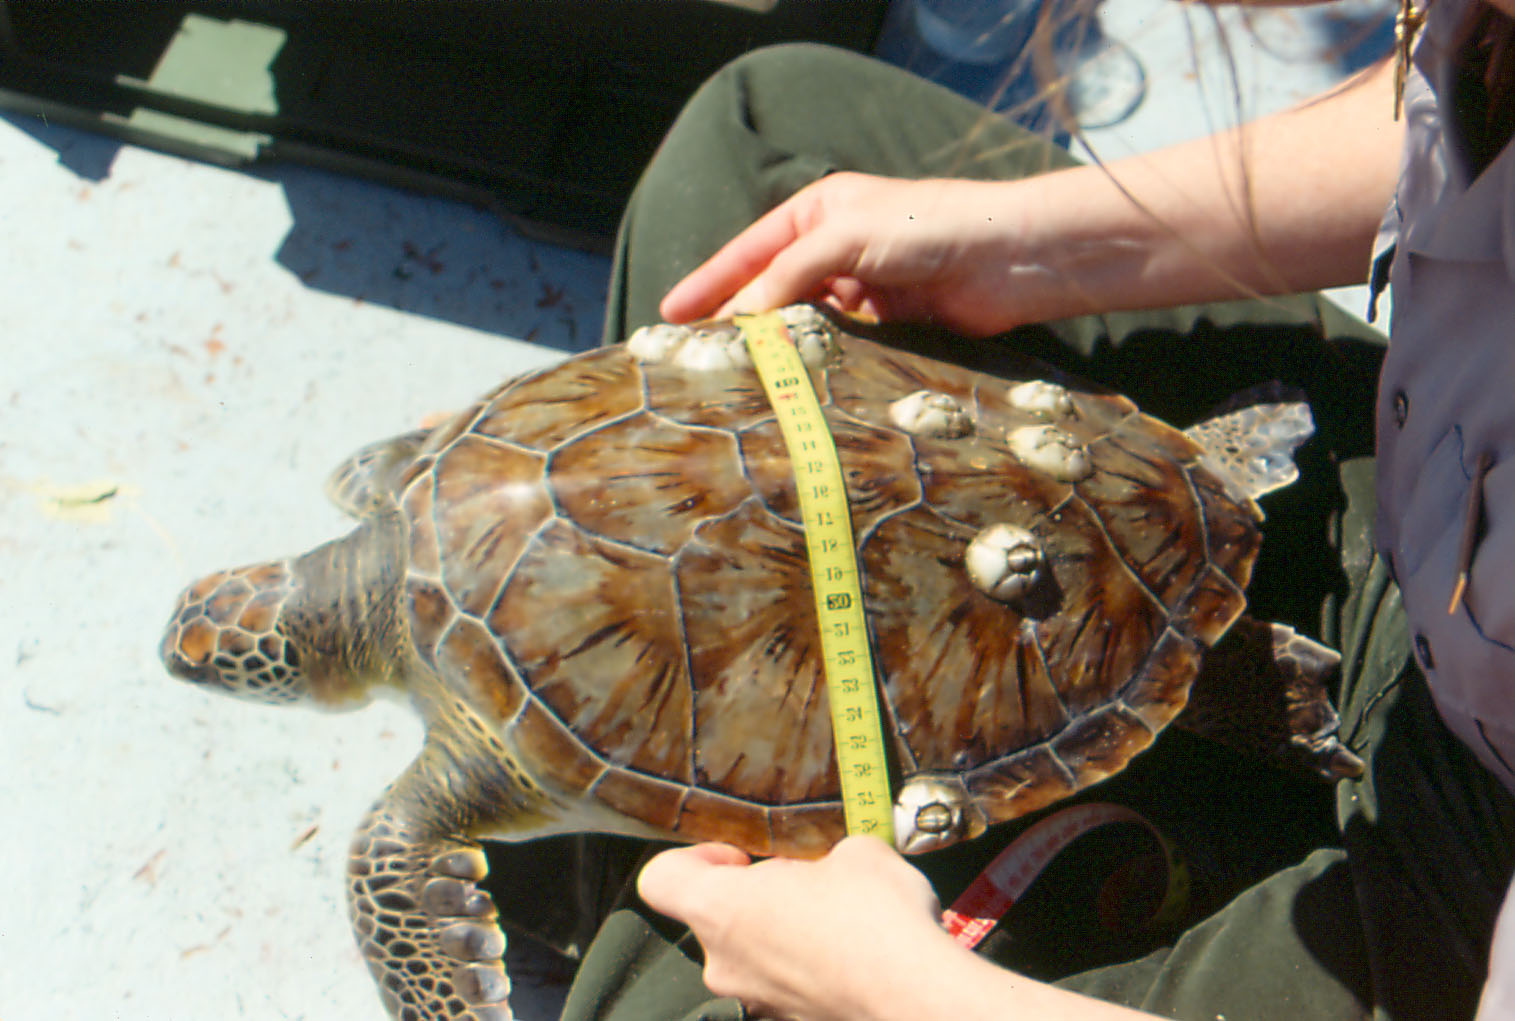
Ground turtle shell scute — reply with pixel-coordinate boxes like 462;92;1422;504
427;436;551;618
550;412;749;556
641;358;794;432
490;519;695;782
471;348;644;452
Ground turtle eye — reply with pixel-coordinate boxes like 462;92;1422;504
161;562;309;705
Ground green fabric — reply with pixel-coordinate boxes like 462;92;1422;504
558;911;745;1021
503;43;1515;1021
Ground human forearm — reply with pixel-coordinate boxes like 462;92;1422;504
851;926;1162;1021
661;58;1403;337
993;56;1403;323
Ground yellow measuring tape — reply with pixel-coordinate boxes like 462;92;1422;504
737;312;895;844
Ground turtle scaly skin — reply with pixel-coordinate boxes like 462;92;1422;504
161;305;1359;1020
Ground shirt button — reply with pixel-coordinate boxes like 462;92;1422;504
1414;632;1435;670
1392;390;1409;427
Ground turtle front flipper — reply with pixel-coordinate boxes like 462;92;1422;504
1176;617;1365;780
349;751;516;1021
326;430;430;518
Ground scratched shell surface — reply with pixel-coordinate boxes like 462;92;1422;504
395;319;1262;857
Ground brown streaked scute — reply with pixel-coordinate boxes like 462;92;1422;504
972;375;1135;450
912;426;1067;532
864;507;1069;773
590;767;688;832
678;501;840;804
394;451;436;496
418;397;483;460
508;698;606;797
493;519;694;783
674;787;774;857
1120;628;1204;732
1062;388;1140;435
551;412;750;555
1173;565;1250;647
1029;498;1166;714
1051;705;1157;789
1113;409;1203;467
405;578;455;666
826;340;978;428
965;745;1080;825
435;616;528;724
431;436;551;618
1076;431;1210;611
401;479;442;578
1190;468;1265;588
472;347;644;451
768;802;848;859
640;359;777;432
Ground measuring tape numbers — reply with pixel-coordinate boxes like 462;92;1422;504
737;311;895;844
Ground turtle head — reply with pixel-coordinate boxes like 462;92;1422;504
164;508;409;708
162;519;407;709
161;561;314;706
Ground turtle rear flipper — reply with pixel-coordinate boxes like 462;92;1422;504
1185;400;1314;503
326;430;430;517
349;747;520;1021
1176;617;1364;780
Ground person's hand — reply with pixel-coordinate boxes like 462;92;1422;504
637;836;951;1020
658;172;1035;337
639;837;1167;1021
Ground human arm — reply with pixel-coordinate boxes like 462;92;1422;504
660;57;1403;336
637;837;1163;1021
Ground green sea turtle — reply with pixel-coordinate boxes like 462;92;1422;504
160;304;1361;1021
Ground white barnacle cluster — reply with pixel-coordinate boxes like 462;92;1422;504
776;304;841;367
1007;379;1076;419
888;390;973;438
1005;424;1093;483
954;379;1093;606
626;321;753;371
965;522;1045;604
1004;380;1091;483
625;305;843;372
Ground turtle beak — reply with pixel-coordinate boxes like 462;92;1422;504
160;627;222;687
160;589;226;689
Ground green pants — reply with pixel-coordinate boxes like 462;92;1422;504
500;44;1514;1021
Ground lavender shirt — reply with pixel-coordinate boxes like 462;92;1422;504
1366;5;1514;1011
1374;0;1515;796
